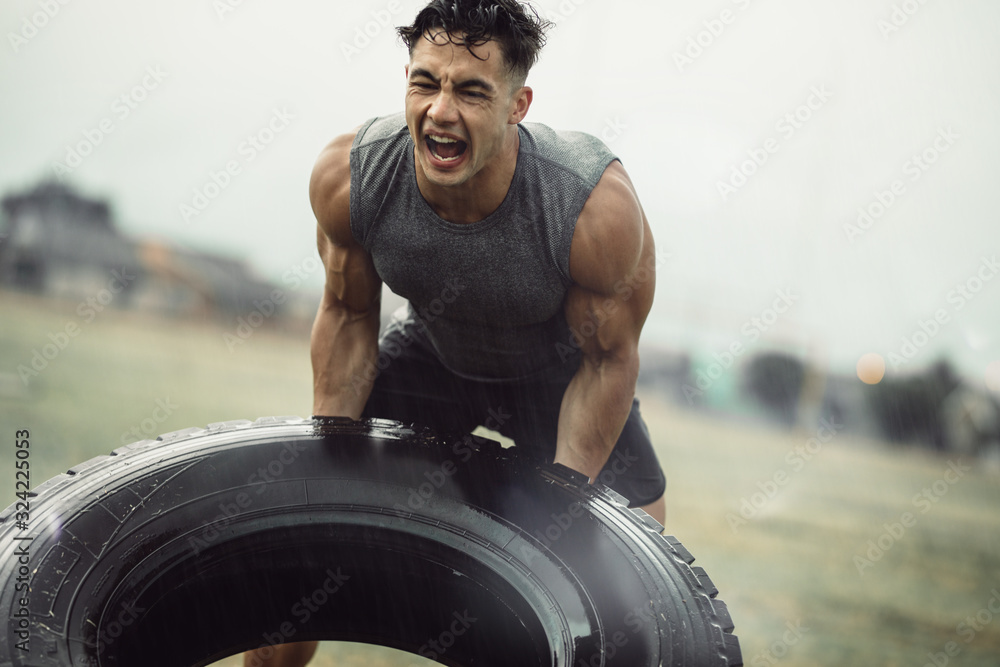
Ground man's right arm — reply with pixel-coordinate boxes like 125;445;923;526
309;131;382;418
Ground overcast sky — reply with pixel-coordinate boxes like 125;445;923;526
2;0;998;386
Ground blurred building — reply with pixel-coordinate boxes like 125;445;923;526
0;180;308;325
0;181;141;301
131;239;275;319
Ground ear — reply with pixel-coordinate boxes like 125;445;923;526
508;86;533;125
404;64;410;79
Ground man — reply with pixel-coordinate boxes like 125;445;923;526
246;1;664;665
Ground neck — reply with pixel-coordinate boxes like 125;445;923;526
416;127;520;224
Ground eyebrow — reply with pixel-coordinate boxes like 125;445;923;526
409;67;496;94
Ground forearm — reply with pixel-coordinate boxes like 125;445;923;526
554;352;639;481
310;296;380;418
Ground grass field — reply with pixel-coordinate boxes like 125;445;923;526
2;291;999;666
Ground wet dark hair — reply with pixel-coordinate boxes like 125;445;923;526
397;0;553;87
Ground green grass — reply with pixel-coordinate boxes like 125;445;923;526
2;291;1000;666
0;290;314;488
642;402;1000;666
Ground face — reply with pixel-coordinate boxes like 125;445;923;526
404;31;531;190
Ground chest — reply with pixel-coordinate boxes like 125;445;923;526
368;207;570;326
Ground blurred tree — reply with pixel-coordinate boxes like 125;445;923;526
742;352;806;427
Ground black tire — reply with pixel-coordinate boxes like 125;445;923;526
1;417;742;666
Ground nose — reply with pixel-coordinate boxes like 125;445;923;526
427;90;459;126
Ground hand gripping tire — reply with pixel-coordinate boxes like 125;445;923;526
0;417;742;667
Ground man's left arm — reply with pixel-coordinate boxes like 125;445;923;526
555;161;655;481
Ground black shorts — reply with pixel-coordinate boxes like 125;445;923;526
361;317;666;507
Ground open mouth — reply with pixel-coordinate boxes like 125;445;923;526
425;135;469;163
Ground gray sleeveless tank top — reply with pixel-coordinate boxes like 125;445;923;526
350;112;617;381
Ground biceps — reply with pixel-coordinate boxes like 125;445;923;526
318;228;381;314
564;283;644;364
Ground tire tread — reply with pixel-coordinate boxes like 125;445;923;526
0;416;743;666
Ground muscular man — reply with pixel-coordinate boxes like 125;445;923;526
245;1;665;665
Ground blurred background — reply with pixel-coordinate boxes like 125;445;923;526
1;0;998;665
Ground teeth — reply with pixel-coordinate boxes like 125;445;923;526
427;135;464;162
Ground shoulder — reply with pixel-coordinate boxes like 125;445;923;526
309;114;410;245
309;130;358;246
519;123;614;177
569;161;646;293
350;113;410;171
